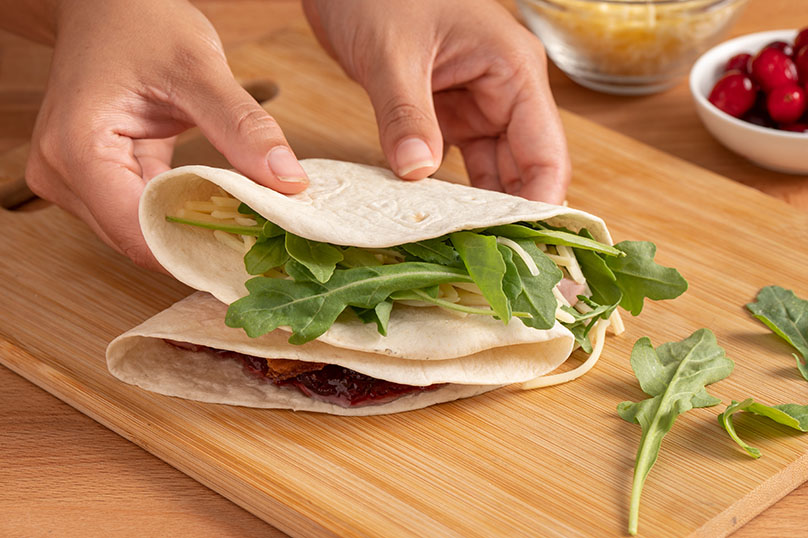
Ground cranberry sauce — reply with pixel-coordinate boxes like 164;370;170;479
277;365;442;408
164;340;441;408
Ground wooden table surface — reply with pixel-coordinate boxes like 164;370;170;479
0;1;805;536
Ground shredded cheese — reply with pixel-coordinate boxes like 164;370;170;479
520;318;610;390
552;286;571;308
213;230;247;253
241;235;257;250
557;245;586;283
555;307;576;324
234;217;258;227
211;195;240;208
609;310;625;335
210;210;245;220
496;237;539;276
183;201;218;212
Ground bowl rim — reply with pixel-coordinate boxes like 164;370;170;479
689;28;808;140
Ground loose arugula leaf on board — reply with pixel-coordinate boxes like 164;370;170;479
746;285;808;381
606;241;688;316
508;239;562;330
450;231;510;322
718;398;808;458
285;233;344;283
243;236;288;275
400;238;462;267
617;329;734;536
483;224;624;257
226;263;471;344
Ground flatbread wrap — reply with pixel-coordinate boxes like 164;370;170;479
106;159;687;414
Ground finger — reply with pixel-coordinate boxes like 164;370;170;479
496;135;522;194
506;85;571;205
434;89;500;144
133;137;176;180
364;54;443;180
62;133;166;271
176;65;308;193
459;138;503;192
25;152;165;271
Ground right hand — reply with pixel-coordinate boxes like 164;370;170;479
25;0;309;271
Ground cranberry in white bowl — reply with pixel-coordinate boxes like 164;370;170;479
690;29;808;175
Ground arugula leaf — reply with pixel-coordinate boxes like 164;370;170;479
340;247;382;268
165;216;262;237
237;203;285;239
260;220;285;239
450;231;510;322
243;236;288;275
746;285;808;381
606;241;688;316
225;263;472;344
400;238;462;267
483;224;624;257
508;239;562;330
237;202;264;220
718;398;808;458
617;329;734;536
353;300;394;335
560;298;614;351
497;245;523;305
285;233;344;283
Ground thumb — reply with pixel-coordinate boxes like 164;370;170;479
365;59;443;180
179;68;308;193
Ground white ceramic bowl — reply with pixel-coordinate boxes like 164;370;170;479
689;29;808;175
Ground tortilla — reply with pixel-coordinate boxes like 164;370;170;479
139;159;612;306
107;292;574;416
109;159;616;414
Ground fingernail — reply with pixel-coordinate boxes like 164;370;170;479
267;147;308;184
395;137;435;178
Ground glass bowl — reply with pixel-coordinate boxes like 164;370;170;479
516;0;749;95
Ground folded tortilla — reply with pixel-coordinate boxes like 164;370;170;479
107;292;575;415
107;159;614;415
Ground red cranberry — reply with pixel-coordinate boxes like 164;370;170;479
750;48;799;92
725;53;752;74
766;84;806;123
709;70;757;117
795;28;808;53
779;122;808;133
763;40;794;58
795;46;808;84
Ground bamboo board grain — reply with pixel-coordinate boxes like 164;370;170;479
1;23;808;537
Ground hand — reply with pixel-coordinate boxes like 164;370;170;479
25;0;309;271
303;0;570;204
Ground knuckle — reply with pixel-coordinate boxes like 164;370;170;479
233;104;280;139
118;237;154;270
379;100;429;134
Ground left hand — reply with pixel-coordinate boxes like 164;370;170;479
302;0;570;204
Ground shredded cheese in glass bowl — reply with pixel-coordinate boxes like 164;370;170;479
516;0;749;95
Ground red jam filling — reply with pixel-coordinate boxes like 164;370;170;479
165;340;442;408
275;364;441;408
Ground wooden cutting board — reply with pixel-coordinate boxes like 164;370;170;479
1;23;807;537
